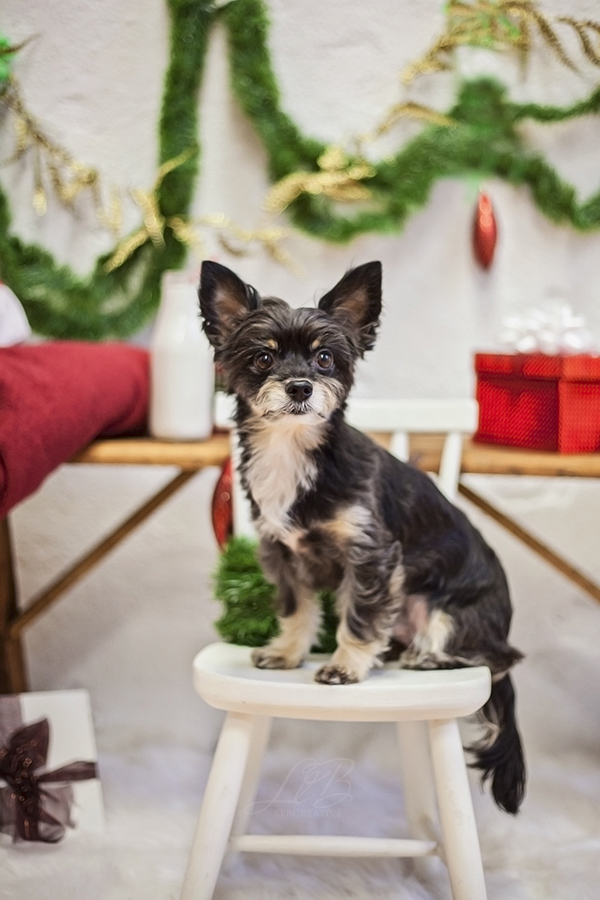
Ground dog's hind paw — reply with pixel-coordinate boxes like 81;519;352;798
399;652;440;670
314;664;359;685
399;650;467;670
251;646;303;670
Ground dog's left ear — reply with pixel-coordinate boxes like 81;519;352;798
199;260;261;349
318;261;382;354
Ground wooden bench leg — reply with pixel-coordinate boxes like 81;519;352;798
0;517;27;693
459;482;600;607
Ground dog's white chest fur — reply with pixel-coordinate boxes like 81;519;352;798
244;415;324;539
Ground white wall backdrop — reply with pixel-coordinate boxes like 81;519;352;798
2;0;600;398
2;3;600;897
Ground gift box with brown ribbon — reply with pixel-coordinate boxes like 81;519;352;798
0;690;104;843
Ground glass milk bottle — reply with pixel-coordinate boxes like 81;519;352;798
149;270;214;440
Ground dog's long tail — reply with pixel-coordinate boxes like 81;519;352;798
469;672;526;814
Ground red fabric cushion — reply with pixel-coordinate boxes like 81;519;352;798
0;342;149;517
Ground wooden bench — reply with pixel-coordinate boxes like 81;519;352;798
0;433;229;693
2;432;599;694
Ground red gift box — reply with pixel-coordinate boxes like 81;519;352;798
474;352;600;453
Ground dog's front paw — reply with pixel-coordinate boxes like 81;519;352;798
251;646;303;670
314;664;359;685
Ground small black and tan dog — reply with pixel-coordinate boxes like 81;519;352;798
199;259;526;814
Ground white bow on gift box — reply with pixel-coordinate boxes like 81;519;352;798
499;303;597;356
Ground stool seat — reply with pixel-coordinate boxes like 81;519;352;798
193;642;492;722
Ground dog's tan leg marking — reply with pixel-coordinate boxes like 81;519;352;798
315;536;399;685
315;619;385;685
322;504;372;544
252;587;321;670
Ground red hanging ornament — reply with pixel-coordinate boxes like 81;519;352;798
472;191;497;270
211;457;233;548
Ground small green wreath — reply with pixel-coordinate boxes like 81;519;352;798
214;536;339;652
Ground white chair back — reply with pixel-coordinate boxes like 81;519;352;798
346;398;477;501
213;392;478;535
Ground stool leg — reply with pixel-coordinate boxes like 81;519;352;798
397;721;438;840
396;721;442;881
230;715;272;838
181;712;255;900
428;718;487;900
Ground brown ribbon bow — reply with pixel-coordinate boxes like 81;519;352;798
0;718;97;842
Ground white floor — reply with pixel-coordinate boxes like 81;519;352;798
1;466;600;899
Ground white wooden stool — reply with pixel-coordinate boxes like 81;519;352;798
181;642;491;900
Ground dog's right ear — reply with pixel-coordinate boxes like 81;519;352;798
199;260;260;348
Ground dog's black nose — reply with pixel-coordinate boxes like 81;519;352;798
285;380;313;401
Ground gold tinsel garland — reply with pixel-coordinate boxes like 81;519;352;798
2;78;103;219
263;0;600;215
1;77;292;271
364;102;457;141
264;145;374;215
403;1;600;84
3;1;600;279
104;149;196;272
106;151;294;272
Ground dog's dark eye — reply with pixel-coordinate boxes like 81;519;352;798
255;350;274;371
315;349;333;370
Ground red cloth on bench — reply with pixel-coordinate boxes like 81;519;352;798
0;342;149;517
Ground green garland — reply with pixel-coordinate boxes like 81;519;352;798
224;0;600;240
1;0;600;338
0;0;213;339
214;536;338;652
0;35;15;82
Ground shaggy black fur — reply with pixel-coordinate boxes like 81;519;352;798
199;259;526;814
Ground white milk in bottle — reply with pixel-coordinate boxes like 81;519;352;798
149;270;213;440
